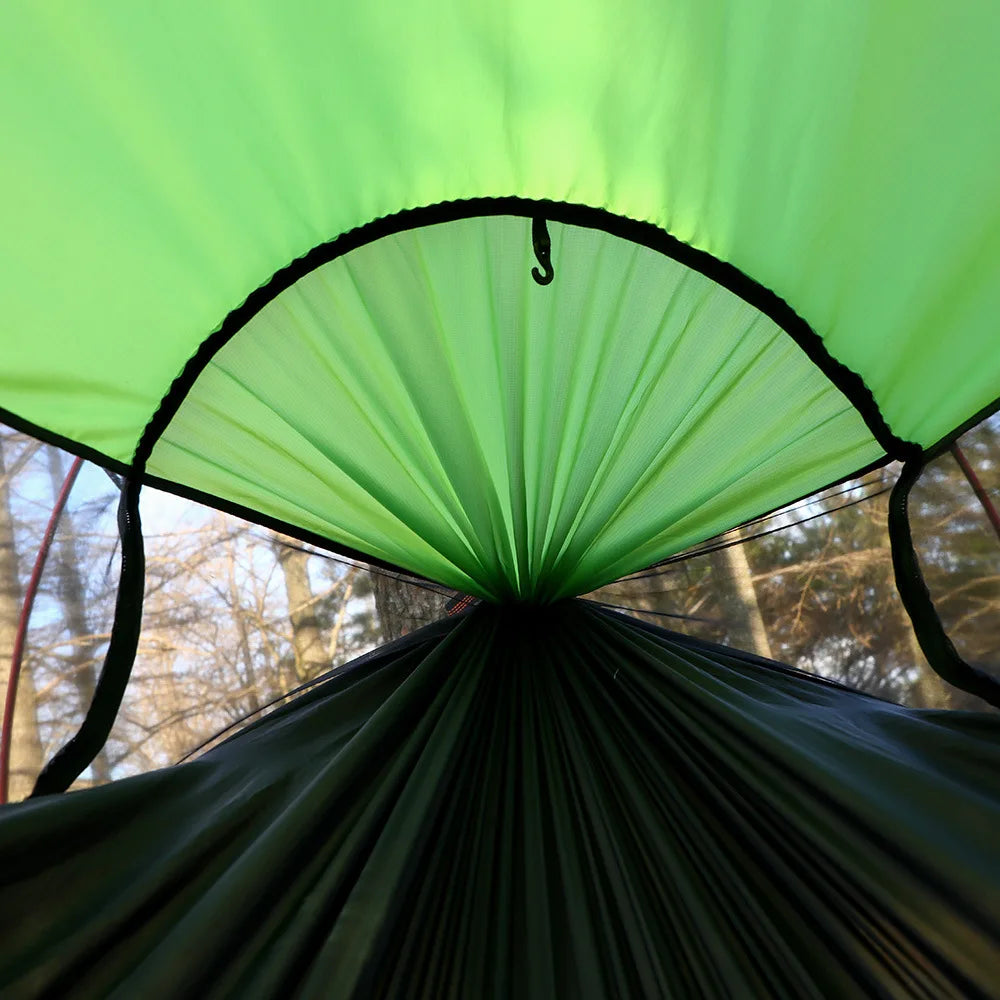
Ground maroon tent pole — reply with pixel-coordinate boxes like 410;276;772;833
950;443;1000;545
0;455;83;804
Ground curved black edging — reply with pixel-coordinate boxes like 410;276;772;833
0;194;923;581
888;458;1000;709
30;473;145;796
6;196;941;789
136;196;919;465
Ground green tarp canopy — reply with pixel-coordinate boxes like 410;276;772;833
1;1;999;995
2;2;999;596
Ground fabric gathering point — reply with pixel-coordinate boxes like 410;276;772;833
143;209;883;603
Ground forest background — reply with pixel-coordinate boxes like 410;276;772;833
1;414;997;801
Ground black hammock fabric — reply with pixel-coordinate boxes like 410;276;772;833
1;601;999;998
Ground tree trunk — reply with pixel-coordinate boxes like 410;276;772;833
45;446;112;784
226;537;262;715
372;574;448;642
276;546;328;681
0;438;44;800
709;530;773;659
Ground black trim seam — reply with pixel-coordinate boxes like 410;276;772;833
31;473;145;795
888;459;1000;709
117;196;996;719
6;195;983;775
137;196;919;464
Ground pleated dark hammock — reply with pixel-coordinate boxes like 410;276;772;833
2;603;999;998
2;2;1000;996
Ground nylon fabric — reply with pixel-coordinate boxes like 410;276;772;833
2;1;999;511
1;602;998;998
150;218;880;599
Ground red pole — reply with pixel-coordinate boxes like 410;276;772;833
0;455;83;804
950;443;1000;545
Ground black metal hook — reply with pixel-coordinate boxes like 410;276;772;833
530;217;554;285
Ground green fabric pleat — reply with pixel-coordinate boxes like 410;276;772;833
151;218;879;598
2;601;998;998
3;2;1000;583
